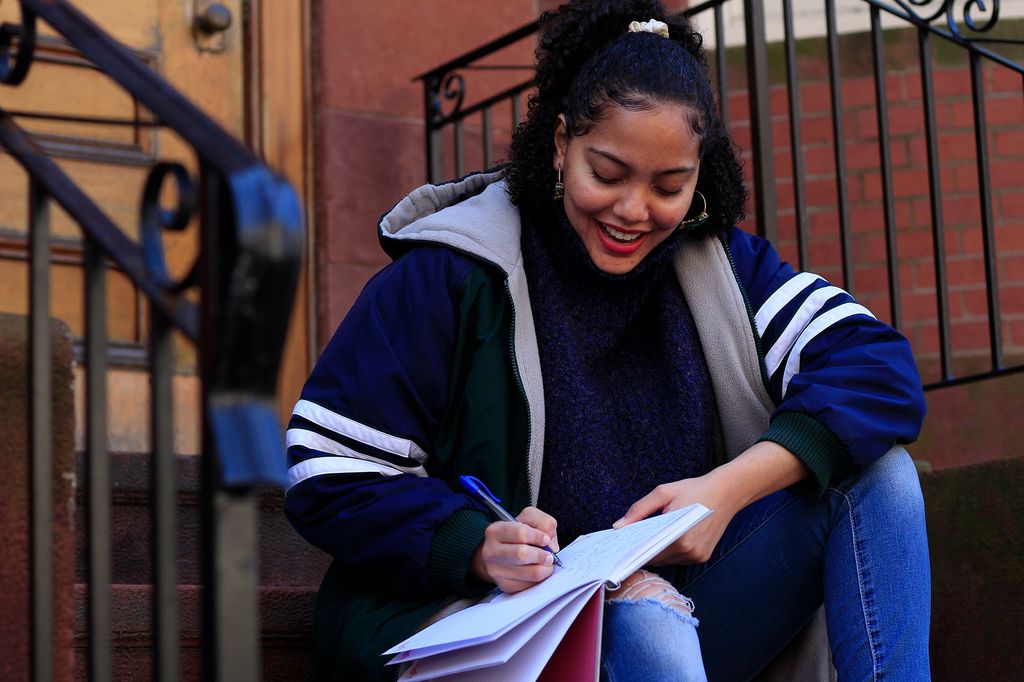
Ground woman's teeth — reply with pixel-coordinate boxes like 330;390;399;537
600;222;641;242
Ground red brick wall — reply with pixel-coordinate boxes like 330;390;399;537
724;62;1024;468
726;63;1024;381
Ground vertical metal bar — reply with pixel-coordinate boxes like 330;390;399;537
213;490;260;681
454;119;464;178
428;127;443;184
742;0;776;242
201;469;261;682
714;3;729;130
919;30;953;381
135;287;145;344
29;179;53;682
199;167;261;682
151;307;179;682
481;108;493;168
201;167;216;680
424;77;443;183
871;7;902;330
85;237;112;681
482;106;493;169
782;0;808;270
825;0;852;291
512;94;522;130
970;53;1003;370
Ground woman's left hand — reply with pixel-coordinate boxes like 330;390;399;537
612;441;811;566
613;471;740;565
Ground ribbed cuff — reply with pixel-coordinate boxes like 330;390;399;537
427;508;492;596
758;411;849;496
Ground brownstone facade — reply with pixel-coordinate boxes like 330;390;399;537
313;1;550;334
310;3;1023;471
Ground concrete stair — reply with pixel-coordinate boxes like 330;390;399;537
71;584;317;680
0;314;77;681
6;310;1021;680
72;452;330;681
920;456;1024;681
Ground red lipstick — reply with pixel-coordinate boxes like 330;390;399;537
594;220;649;256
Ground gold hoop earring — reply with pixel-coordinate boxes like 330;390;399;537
678;190;709;230
553;169;564;201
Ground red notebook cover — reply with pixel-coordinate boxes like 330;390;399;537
537;587;605;682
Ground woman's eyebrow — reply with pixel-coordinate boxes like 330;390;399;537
585;146;695;175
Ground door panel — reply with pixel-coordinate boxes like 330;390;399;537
0;1;312;427
0;0;241;339
246;0;315;422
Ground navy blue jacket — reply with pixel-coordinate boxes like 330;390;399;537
283;172;926;679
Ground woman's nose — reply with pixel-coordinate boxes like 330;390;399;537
614;186;649;224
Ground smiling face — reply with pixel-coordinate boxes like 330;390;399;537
553;102;702;275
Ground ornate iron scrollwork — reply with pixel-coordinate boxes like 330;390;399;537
443;73;467;118
426;71;466;127
956;0;999;35
0;3;37;85
889;0;1008;41
140;161;199;293
893;0;948;23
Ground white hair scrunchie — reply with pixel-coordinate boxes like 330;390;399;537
628;19;670;39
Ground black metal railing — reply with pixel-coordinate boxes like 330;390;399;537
1;1;303;680
418;0;1024;392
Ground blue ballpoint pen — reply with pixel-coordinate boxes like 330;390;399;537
459;475;564;567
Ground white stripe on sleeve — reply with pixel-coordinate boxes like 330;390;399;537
755;272;822;336
287;456;406;490
765;286;847;378
292;399;428;463
780;303;876;398
286;428;427;480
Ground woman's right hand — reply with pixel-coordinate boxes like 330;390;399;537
470;506;560;593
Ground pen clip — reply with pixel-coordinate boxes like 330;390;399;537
459;474;503;505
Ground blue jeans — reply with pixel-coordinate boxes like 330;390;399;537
600;448;931;682
601;598;706;682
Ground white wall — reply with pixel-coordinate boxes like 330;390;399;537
690;0;1023;48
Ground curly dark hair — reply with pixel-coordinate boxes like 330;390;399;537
505;0;747;238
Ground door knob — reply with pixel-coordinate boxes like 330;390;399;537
196;3;232;34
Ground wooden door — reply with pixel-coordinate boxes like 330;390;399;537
246;0;315;425
0;0;312;434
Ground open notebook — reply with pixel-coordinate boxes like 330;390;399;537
384;503;711;681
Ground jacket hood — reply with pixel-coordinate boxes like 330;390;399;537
378;170;521;274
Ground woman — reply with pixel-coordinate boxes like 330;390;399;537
285;1;931;680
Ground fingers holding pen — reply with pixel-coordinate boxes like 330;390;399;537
471;508;560;593
516;505;560;552
483;521;556;567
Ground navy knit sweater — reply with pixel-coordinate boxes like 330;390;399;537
523;208;718;545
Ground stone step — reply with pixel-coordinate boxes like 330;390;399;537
73;452;330;587
0;313;77;682
73;583;316;681
920;456;1024;682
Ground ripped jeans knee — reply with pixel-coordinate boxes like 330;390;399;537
606;569;698;624
601;570;706;682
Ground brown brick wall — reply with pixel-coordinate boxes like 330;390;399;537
727;64;1024;384
726;61;1024;468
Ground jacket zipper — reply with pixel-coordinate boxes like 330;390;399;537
408;278;530;639
720;235;773;393
504;280;534;504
